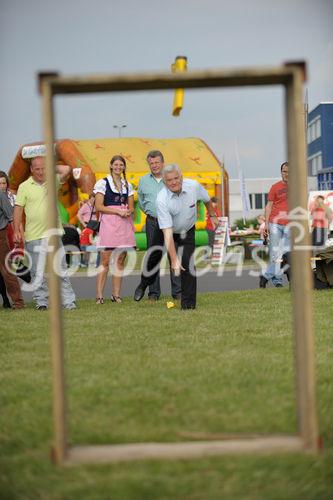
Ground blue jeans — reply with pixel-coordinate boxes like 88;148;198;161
25;238;76;307
263;223;290;286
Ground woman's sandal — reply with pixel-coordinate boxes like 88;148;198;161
96;297;104;305
110;295;122;303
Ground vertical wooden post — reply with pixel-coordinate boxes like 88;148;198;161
285;67;319;451
41;78;68;464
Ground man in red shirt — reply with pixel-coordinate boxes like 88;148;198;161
260;162;290;288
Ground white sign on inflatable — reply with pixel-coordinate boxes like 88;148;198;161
21;144;56;159
72;168;82;180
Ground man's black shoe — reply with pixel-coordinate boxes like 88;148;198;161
172;294;181;300
275;284;283;288
134;284;146;301
259;275;268;288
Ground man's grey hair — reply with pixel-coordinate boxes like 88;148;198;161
162;163;182;179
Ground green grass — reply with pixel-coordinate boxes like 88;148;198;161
1;289;333;499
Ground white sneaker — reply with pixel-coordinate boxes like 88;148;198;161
63;303;76;310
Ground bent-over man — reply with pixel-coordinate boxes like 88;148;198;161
134;164;218;309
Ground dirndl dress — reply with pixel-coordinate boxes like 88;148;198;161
93;175;136;250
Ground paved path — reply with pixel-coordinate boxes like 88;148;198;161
22;265;269;302
73;267;262;299
24;266;286;301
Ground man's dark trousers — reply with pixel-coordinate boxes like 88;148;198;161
173;226;196;309
140;225;196;309
143;215;181;299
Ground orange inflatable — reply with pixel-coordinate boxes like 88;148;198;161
8;137;229;228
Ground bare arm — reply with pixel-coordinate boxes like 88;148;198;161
56;164;71;182
127;195;134;214
77;212;86;228
204;200;219;229
325;205;332;221
162;227;184;276
264;201;273;234
13;205;24;245
77;204;88;228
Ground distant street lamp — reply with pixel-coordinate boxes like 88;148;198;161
113;124;127;138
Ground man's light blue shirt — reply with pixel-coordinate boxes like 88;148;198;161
138;173;165;217
156;178;210;233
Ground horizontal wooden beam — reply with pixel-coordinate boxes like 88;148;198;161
65;436;305;465
39;64;303;95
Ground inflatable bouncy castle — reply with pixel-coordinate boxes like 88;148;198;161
8;137;229;248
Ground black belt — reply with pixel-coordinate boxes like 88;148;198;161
147;214;158;222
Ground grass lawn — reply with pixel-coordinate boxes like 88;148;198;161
1;288;333;499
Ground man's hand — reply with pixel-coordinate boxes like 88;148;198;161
13;230;22;246
171;257;185;276
56;164;71;182
210;214;219;230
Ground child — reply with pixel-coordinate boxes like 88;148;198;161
206;196;221;256
79;226;95;267
257;214;266;242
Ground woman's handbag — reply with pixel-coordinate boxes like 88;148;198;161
86;200;100;232
86;219;100;232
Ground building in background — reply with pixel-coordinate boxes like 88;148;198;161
229;178;278;224
229;176;317;225
307;102;333;190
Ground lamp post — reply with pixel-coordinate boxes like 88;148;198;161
113;124;127;138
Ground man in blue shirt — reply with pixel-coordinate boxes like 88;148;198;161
135;164;218;309
136;150;181;301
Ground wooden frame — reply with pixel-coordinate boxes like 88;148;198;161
40;62;319;465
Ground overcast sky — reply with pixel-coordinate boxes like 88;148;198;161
1;0;332;178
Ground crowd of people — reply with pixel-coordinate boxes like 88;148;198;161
1;155;332;311
0;151;218;311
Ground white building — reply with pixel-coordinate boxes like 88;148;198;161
229;176;317;225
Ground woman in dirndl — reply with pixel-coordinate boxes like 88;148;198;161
93;155;135;304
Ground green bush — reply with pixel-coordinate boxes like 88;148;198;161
232;217;259;230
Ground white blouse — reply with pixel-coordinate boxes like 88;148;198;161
93;175;134;197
